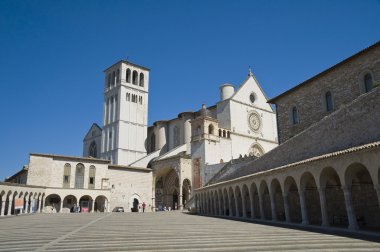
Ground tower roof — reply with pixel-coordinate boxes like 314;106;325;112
104;60;150;72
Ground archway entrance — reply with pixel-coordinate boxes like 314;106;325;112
79;195;93;213
45;194;61;213
132;198;139;212
155;167;179;211
95;196;108;212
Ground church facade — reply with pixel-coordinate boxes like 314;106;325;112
1;57;277;214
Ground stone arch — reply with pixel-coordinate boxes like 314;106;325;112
95;195;108;212
259;180;271;220
320;167;347;227
270;178;285;221
235;186;243;217
131;194;141;213
63;195;77;213
132;70;138;85
223;188;229;216
242;184;251;218
126;68;131;83
45;194;61;213
248;143;264;157
345;163;380;229
300;171;321;225
284;176;301;223
228;187;236;217
250;182;260;218
139;72;144;87
79;195;93;213
11;191;19;215
4;190;12;215
0;190;5;216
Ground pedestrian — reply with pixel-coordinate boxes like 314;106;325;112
142;202;146;213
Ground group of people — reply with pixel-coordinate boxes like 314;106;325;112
71;204;81;213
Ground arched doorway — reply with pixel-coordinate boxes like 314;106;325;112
130;194;141;212
271;179;285;221
95;195;108;212
260;181;272;220
284;176;301;223
155;168;179;211
320;167;347;227
63;195;77;213
345;163;380;230
242;184;251;218
79;195;93;213
45;194;61;213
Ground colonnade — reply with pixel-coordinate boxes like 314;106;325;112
196;159;380;231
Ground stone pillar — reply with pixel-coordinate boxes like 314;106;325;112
283;193;290;222
60;200;63;213
25;199;29;214
258;194;265;220
299;190;309;225
242;196;247;218
270;193;277;221
318;188;329;227
342;186;358;230
1;201;5;216
91;200;95;213
7;201;13;216
178;179;183;210
38;199;42;214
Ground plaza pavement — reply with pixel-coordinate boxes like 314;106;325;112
0;212;379;251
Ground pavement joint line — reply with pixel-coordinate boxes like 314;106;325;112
34;213;112;252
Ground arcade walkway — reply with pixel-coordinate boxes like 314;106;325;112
0;212;379;251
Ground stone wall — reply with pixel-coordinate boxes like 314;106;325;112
273;42;380;143
211;86;380;183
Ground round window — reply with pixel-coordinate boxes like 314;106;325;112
249;93;255;103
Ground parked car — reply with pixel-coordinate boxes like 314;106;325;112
112;207;124;212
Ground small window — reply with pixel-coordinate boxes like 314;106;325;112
208;124;214;135
364;73;373;93
116;69;120;84
227;131;230;138
126;69;131;83
223;130;226;138
112;71;116;86
126;93;130;101
89;177;94;184
64;175;69;183
325;91;333;112
132;70;138;85
249;93;255;103
292;106;300;124
139;73;144;87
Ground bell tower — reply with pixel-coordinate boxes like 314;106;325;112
101;60;150;165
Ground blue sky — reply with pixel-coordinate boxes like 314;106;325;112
0;0;379;180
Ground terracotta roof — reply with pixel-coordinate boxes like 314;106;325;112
197;140;380;190
268;40;380;103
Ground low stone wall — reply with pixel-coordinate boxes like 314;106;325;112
212;87;380;183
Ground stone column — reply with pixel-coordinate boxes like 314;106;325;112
179;183;183;210
7;201;13;216
283;193;290;222
91;200;95;213
218;195;222;215
38;199;42;214
235;196;239;217
270;193;277;221
318;188;329;226
1;201;5;216
299;190;309;225
60;200;63;213
342;186;358;230
25;199;29;214
258;194;265;220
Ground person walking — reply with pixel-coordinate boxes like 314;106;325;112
142;202;146;213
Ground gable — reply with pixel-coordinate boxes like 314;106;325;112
83;123;102;141
230;75;273;112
